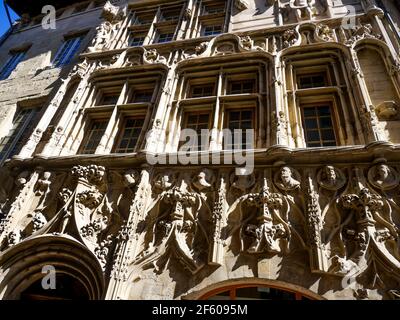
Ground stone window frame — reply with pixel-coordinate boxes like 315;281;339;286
52;31;88;67
178;109;213;152
284;53;357;147
78;117;109;154
67;71;163;156
0;105;42;164
126;3;186;46
195;0;228;39
169;62;265;152
111;109;148;154
300;103;339;148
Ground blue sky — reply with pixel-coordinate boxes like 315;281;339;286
0;2;19;37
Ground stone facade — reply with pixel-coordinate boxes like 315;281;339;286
0;0;400;300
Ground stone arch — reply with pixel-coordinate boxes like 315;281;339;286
0;235;104;300
182;278;325;300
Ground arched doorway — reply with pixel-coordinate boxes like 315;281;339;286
184;278;323;300
20;274;89;300
0;235;104;300
200;285;313;300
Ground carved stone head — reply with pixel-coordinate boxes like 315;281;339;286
274;166;300;191
368;163;399;190
318;166;346;191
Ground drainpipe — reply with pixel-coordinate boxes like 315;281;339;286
0;0;14;47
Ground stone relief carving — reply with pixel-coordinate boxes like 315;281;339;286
282;28;300;48
1;165;400;296
368;163;399;190
234;0;249;11
143;49;168;65
317;165;346;191
133;174;211;274
345;23;382;46
316;24;335;42
227;171;292;256
375;101;399;120
87;1;127;52
274;166;301;191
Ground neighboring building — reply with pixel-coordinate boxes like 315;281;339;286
0;0;399;300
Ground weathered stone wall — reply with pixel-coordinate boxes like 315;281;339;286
0;6;102;138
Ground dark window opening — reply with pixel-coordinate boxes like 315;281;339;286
302;105;337;147
298;74;327;89
191;85;214;98
114;117;145;153
79;119;108;154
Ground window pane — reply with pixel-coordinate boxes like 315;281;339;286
0;51;26;80
319;117;332;128
307;130;320;142
298;73;326;89
305;118;318;129
225;110;254;150
191;85;214;98
53;36;84;67
180;113;210;151
321;129;335;141
303;105;336;147
0;108;38;162
132;91;153;103
101;94;119;105
115;118;144;153
80;120;107;154
303;108;316;117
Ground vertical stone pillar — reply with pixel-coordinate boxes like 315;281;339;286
106;168;151;300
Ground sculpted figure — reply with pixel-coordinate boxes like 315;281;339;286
368;163;399;190
192;169;214;191
275;166;300;191
318;166;346;191
289;0;314;20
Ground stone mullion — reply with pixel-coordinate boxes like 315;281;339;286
224;0;233;34
209;70;224;151
285;61;300;147
274;54;286;146
258;63;266;148
331;61;355;145
190;0;202;38
370;8;399;59
96;81;128;154
145;62;178;153
110;5;131;50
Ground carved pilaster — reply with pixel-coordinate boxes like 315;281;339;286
209;171;228;266
107;169;151;299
